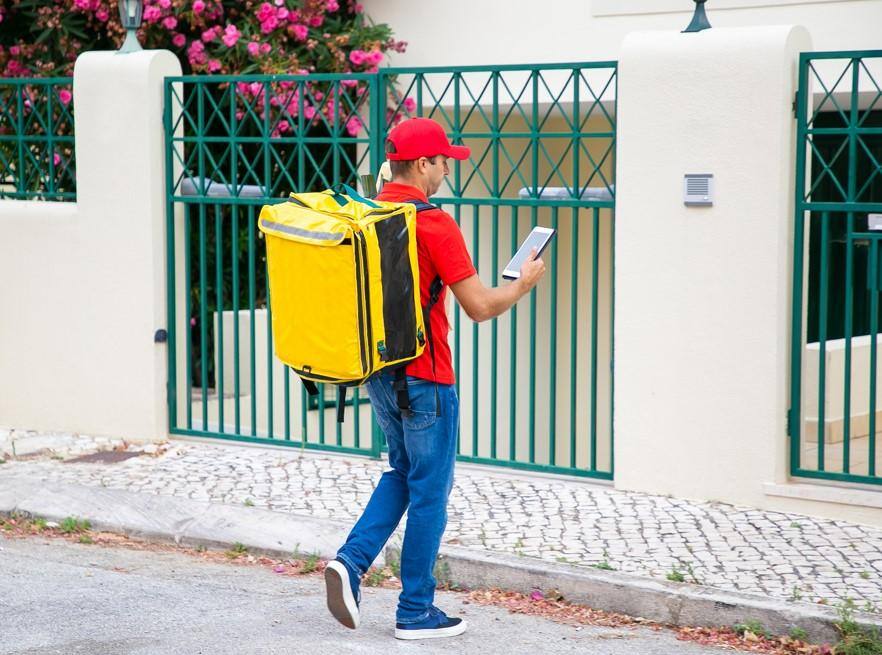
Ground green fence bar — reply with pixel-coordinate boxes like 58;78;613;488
569;207;579;468
215;204;225;433
817;212;829;471
548;206;559;465
790;50;882;486
232;206;241;435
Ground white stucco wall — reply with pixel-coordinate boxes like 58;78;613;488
0;50;181;441
365;0;878;68
609;26;882;525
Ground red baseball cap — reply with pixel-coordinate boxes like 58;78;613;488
386;118;471;161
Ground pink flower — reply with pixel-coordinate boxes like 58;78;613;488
222;24;241;47
260;42;272;54
96;8;109;21
289;24;308;41
74;0;90;10
277;120;290;133
188;40;207;66
162;16;178;30
58;89;72;106
9;45;20;56
53;153;62;167
172;33;186;47
366;50;384;66
403;97;416;114
201;27;219;42
192;0;205;14
310;15;323;27
247;41;260;56
249;82;262;97
256;2;275;22
277;8;289;21
159;0;172;8
326;0;339;10
348;49;366;66
345;116;362;136
143;5;162;22
340;79;358;88
304;105;316;120
208;59;222;72
353;3;363;12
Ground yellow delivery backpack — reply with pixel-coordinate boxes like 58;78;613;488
258;185;442;422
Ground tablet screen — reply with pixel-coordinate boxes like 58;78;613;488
503;227;555;279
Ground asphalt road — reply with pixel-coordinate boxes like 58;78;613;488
0;535;729;655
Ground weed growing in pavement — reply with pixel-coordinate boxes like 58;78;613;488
666;569;686;583
789;627;809;641
301;553;320;574
592;560;616;571
790;522;803;530
225;542;248;558
244;499;254;507
834;598;882;655
733;620;768;639
59;517;91;534
860;571;871;580
195;544;206;553
683;561;701;584
791;585;803;601
78;535;94;544
362;566;395;587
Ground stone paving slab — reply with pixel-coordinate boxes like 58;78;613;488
2;434;881;616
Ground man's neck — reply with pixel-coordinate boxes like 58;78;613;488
391;177;429;196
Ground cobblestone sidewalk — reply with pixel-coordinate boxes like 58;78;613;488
2;433;881;614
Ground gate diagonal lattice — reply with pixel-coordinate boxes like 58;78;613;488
164;62;616;479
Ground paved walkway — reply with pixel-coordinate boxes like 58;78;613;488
2;433;881;615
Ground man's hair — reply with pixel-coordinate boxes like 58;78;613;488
385;140;436;178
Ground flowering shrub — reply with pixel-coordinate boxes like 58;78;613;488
0;0;406;79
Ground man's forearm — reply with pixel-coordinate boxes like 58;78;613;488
472;279;528;323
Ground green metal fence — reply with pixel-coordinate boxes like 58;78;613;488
0;78;76;201
165;62;616;479
790;50;882;485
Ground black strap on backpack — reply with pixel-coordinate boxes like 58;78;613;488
393;199;444;419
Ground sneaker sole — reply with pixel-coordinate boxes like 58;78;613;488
394;620;468;640
324;561;359;629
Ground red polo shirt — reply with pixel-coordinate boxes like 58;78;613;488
375;182;476;384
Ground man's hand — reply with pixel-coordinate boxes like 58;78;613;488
517;248;546;292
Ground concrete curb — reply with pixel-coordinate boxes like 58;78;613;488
1;474;878;644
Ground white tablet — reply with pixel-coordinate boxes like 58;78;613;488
502;226;557;280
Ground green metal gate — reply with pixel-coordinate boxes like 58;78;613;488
790;50;882;485
164;62;617;479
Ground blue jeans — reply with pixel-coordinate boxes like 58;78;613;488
336;371;459;624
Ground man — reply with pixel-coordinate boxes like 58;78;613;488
324;117;546;640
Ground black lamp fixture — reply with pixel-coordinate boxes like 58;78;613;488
682;0;712;33
117;0;144;53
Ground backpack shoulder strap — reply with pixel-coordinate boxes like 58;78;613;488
406;199;437;213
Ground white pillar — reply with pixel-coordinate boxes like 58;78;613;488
0;50;181;441
613;27;811;508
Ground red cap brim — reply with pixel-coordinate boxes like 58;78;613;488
444;144;471;160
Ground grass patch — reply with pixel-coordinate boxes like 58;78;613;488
59;517;91;534
834;598;882;655
666;569;686;583
734;620;768;639
225;542;248;559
